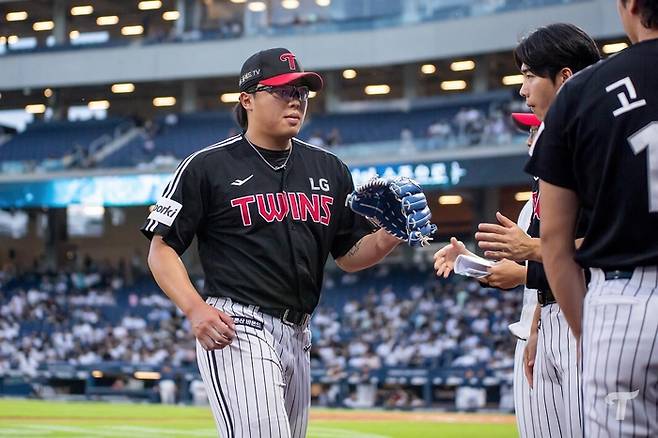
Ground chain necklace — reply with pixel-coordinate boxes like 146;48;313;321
244;135;293;171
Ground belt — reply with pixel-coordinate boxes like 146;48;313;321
537;289;556;306
602;269;634;280
260;307;311;326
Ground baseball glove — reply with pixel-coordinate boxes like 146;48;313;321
347;176;437;247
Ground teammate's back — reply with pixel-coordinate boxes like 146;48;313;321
529;38;658;269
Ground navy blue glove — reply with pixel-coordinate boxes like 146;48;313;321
347;176;437;247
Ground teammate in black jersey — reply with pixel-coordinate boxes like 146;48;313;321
142;48;411;437
526;2;658;436
435;23;600;438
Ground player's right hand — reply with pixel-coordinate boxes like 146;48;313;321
433;237;469;278
187;302;236;351
523;331;538;388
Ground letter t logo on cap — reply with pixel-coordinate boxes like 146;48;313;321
280;53;296;70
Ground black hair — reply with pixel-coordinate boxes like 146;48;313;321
233;102;248;130
622;0;658;29
514;23;601;81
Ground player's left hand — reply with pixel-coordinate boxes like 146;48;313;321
475;212;535;261
481;258;526;289
347;176;437;247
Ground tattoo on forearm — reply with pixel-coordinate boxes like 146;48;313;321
347;240;362;257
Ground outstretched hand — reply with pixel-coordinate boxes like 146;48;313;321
476;212;536;262
433;237;472;278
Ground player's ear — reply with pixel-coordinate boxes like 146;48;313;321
557;67;574;85
240;92;254;112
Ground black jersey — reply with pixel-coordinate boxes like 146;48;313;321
525;177;550;292
141;134;373;314
526;38;658;269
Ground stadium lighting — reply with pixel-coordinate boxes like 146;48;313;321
88;100;110;110
153;96;176;107
138;1;162;11
421;64;436;75
6;11;28;22
44;88;53;98
69;30;80;40
602;42;628;54
111;83;135;94
502;74;524;86
91;370;104;378
121;25;144;36
515;191;533;202
282;0;300;9
70;6;94;16
342;69;357;79
248;2;267;12
220;93;241;103
364;85;390;95
439;195;463;205
134;371;161;380
25;104;46;114
97;16;119;26
316;0;331;6
441;80;467;91
33;21;55;31
162;11;180;21
7;35;19;44
450;60;476;71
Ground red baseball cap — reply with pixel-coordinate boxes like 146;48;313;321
238;47;323;92
511;113;541;130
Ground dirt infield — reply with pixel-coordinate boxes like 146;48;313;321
311;409;516;424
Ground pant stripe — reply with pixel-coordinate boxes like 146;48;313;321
207;349;234;438
513;339;533;437
641;293;658;434
547;310;564;437
589;301;608;437
231;301;253;438
225;324;244;437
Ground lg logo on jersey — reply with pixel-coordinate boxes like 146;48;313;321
309;178;330;192
231;192;333;226
606;390;639;421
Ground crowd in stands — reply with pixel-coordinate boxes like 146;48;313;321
0;254;196;377
0;254;520;388
312;264;518;374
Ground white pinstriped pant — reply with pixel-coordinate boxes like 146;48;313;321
514;338;539;438
196;297;312;438
582;267;658;438
531;304;583;438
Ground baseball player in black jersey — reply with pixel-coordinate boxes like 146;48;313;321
142;47;432;438
526;2;658;436
435;23;600;438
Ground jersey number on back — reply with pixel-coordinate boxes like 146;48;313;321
628;121;658;213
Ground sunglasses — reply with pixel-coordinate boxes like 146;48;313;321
249;85;310;102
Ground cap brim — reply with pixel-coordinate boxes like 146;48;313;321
511;112;541;130
260;72;323;91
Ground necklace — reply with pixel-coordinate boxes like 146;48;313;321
244;135;292;171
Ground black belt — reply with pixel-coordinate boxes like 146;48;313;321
537;289;556;306
602;269;634;280
260;307;311;326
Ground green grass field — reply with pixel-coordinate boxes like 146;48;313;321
0;399;518;437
